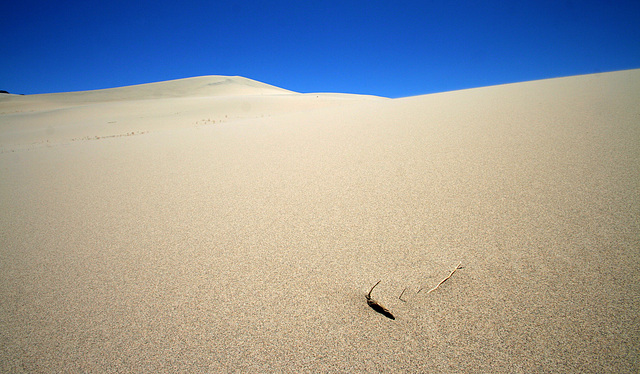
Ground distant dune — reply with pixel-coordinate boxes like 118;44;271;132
1;75;295;103
0;76;386;151
1;69;638;372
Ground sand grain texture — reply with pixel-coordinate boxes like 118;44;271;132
1;70;639;372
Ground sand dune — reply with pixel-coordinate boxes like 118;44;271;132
0;75;294;104
1;69;639;372
0;77;385;152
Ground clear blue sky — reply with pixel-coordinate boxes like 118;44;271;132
2;0;639;98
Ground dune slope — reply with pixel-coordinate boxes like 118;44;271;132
0;70;639;372
0;76;385;151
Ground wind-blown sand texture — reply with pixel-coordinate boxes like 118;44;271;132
1;70;639;372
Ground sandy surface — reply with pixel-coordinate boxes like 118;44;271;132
1;71;639;372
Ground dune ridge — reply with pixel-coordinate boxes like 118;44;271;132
1;69;639;372
0;76;386;152
0;75;294;104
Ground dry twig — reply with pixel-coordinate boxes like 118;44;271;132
398;287;408;302
366;280;395;320
418;261;463;294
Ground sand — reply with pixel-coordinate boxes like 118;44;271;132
1;70;639;372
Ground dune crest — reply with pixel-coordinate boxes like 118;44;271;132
0;75;294;104
0;75;386;151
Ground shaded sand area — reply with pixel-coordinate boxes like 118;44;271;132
1;71;639;372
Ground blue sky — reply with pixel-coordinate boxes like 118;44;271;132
2;0;639;98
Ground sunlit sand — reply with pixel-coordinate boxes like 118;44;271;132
1;69;638;372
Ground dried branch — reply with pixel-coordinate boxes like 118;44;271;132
398;287;408;302
366;280;395;320
418;261;463;294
